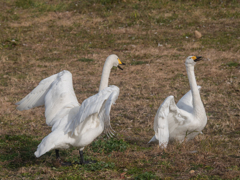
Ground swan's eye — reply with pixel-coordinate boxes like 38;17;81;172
118;58;122;64
191;56;197;60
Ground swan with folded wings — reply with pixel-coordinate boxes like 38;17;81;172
16;54;125;165
149;56;207;148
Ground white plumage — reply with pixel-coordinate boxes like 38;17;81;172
149;56;207;148
16;54;125;164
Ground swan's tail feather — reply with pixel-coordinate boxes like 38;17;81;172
34;135;56;158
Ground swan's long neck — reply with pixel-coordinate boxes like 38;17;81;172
99;59;114;92
186;65;205;117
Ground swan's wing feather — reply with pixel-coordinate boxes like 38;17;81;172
153;96;172;147
64;85;119;136
100;87;119;137
16;70;79;126
44;70;79;126
176;86;201;112
154;95;184;148
16;73;58;110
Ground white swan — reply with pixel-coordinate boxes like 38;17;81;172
16;54;125;165
149;56;207;148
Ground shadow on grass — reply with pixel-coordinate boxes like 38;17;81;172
0;134;49;169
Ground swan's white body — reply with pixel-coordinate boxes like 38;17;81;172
16;54;122;158
149;56;207;148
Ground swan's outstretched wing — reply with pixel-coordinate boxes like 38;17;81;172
16;70;79;126
176;86;201;112
99;88;119;137
64;85;119;137
16;73;58;110
152;96;186;148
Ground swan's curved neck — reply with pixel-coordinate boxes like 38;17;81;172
186;65;205;117
99;59;114;92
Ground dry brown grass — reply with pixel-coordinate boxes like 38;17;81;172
0;0;240;179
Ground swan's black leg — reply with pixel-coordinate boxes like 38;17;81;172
55;149;60;159
79;150;84;165
78;150;97;165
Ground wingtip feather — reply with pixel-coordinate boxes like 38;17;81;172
16;106;23;111
34;151;40;158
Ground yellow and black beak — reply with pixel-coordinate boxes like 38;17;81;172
118;58;126;70
192;56;202;62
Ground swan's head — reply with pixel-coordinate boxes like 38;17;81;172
107;54;125;70
185;56;202;66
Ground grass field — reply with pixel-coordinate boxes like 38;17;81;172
0;0;240;179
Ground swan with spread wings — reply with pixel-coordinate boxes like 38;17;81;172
16;54;125;165
149;56;207;148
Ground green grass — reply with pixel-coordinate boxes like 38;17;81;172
227;62;239;67
200;31;240;51
15;0;35;9
134;172;157;180
82;161;115;171
131;61;148;65
0;74;8;86
15;0;69;12
155;14;178;25
0;135;41;169
78;58;94;62
90;137;129;153
1;39;19;49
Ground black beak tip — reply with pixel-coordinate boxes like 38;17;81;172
117;62;125;70
194;56;202;62
118;66;123;70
